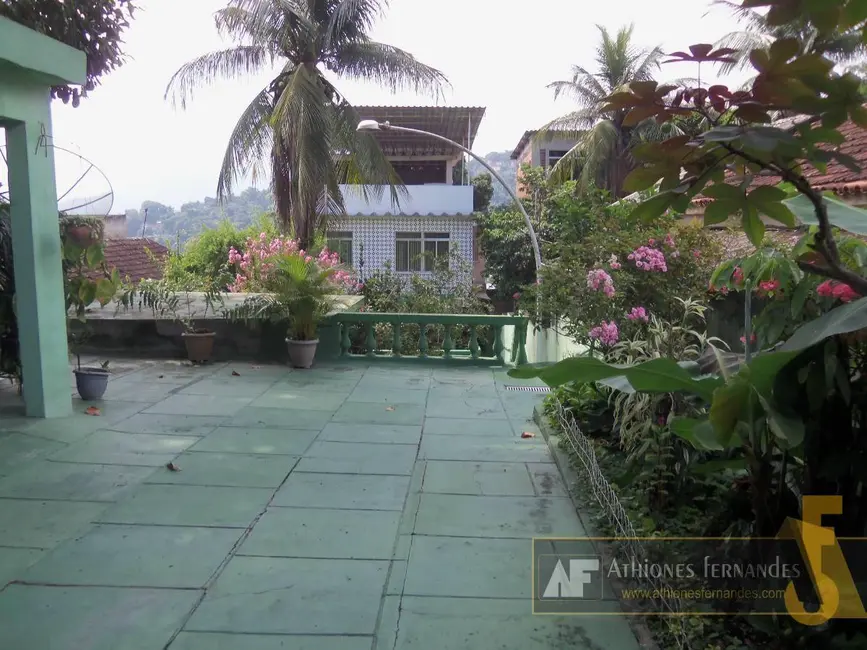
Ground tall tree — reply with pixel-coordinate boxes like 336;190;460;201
167;0;448;248
538;24;665;197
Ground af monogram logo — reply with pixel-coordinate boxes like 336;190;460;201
781;495;867;625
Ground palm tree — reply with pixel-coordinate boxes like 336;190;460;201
714;0;867;75
167;0;449;249
538;24;665;197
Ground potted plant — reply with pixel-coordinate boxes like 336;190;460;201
231;254;336;368
124;280;224;363
60;216;103;249
62;221;120;400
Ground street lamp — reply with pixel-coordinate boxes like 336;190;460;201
356;119;542;281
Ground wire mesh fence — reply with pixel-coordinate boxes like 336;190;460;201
549;396;690;648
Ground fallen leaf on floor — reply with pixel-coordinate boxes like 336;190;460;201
251;365;261;370
385;406;395;411
157;375;164;379
166;462;181;472
521;431;535;439
84;406;101;416
231;371;241;376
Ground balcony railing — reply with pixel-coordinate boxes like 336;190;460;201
325;312;529;365
338;184;473;216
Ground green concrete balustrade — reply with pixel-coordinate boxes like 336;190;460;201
326;312;530;365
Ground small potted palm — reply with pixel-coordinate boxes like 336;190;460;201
231;254;336;368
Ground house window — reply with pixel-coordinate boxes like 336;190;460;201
548;149;569;168
395;232;450;272
327;231;353;264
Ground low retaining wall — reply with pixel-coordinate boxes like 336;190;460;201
74;293;363;363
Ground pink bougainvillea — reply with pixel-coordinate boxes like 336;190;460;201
228;235;357;293
733;266;744;285
740;333;757;345
589;320;619;346
587;268;616;298
817;280;861;303
627;246;668;272
626;306;649;322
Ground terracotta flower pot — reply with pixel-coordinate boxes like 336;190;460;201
182;331;216;363
286;339;319;369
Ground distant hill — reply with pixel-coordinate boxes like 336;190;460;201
469;151;517;207
125;187;273;243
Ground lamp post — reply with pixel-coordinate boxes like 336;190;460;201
356;119;543;282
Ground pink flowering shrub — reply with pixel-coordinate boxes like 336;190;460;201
626;306;649;322
586;268;616;298
589;321;619;346
628;245;668;272
228;233;358;294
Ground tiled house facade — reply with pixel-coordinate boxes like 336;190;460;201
327;106;485;284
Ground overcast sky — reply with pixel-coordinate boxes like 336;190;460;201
43;0;748;213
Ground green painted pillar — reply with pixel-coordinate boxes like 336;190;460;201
7;104;71;417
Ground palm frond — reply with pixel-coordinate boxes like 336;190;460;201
214;4;282;48
216;85;275;202
333;40;450;99
325;0;384;48
165;46;272;108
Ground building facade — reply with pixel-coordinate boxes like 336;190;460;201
510;129;581;198
326;106;485;283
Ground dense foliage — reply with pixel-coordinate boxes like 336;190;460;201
0;0;136;105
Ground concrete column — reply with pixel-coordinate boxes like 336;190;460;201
6;108;71;417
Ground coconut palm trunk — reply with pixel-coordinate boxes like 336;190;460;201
166;0;449;249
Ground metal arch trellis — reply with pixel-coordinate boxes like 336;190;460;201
0;130;115;216
549;396;693;649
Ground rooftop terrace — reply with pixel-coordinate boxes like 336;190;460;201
0;357;639;649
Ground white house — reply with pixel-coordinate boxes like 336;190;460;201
326;105;485;282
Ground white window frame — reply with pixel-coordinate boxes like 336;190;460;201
395;232;450;272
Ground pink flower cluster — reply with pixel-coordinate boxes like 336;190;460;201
817;280;861;303
608;254;621;270
228;233;357;293
757;279;781;296
664;234;676;248
589;321;619;346
626;306;649;322
587;268;616;298
628;246;668;272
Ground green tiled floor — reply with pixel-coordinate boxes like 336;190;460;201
0;359;639;649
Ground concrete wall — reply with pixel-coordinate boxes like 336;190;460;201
502;319;587;365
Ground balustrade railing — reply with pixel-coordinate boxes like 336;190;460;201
326;312;529;365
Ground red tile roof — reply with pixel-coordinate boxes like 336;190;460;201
84;238;168;284
695;118;867;206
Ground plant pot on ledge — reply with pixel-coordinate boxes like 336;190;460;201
182;330;216;363
74;367;110;400
286;338;319;369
